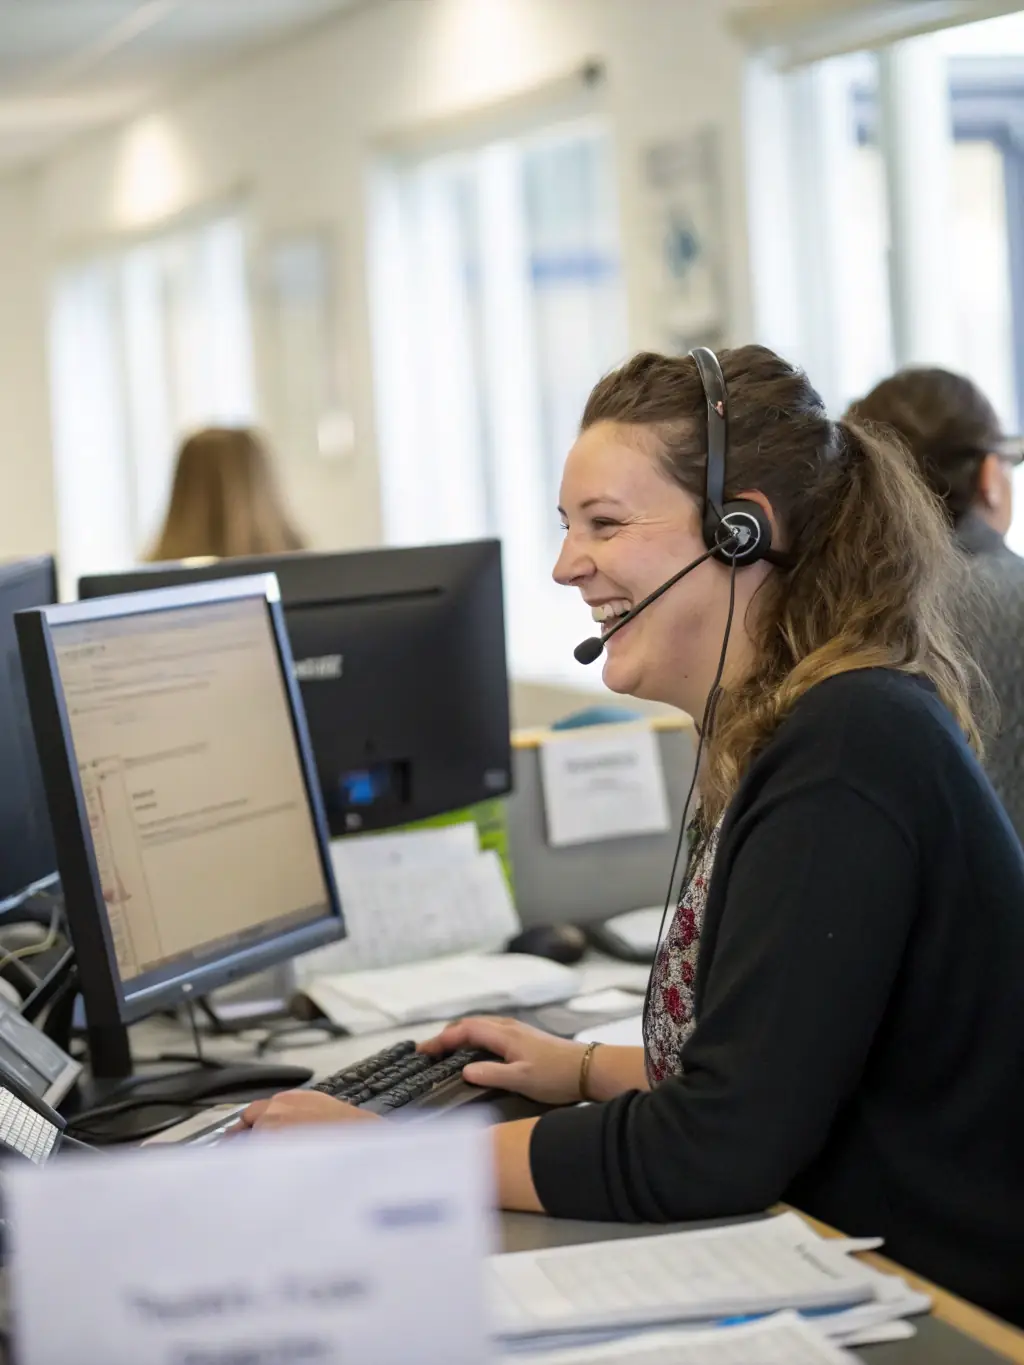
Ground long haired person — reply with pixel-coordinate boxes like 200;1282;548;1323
238;347;1024;1327
148;427;304;563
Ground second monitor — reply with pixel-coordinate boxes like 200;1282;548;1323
79;540;511;836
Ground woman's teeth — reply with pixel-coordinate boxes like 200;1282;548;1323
591;600;632;634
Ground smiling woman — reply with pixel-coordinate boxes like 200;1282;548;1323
238;343;1024;1330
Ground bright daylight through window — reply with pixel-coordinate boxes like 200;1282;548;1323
371;116;627;686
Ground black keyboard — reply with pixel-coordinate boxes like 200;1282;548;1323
311;1039;495;1115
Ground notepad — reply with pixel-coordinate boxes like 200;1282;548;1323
510;1312;855;1364
489;1214;877;1340
294;832;520;981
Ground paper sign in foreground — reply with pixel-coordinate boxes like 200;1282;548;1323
8;1117;491;1365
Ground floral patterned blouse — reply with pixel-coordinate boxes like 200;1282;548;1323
643;816;722;1084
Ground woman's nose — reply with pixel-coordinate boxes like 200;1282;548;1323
552;534;592;587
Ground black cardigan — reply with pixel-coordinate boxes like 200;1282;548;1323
529;669;1024;1327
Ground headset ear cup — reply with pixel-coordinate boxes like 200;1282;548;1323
715;501;773;566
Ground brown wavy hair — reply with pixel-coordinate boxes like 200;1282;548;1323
581;346;986;827
148;427;305;563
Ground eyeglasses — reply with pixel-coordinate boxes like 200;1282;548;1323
993;437;1024;468
951;442;1024;469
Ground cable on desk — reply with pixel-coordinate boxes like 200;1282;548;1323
185;994;205;1064
66;1101;214;1145
0;902;61;979
58;1134;100;1155
254;1020;350;1055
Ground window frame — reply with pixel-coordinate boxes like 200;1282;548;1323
854;62;1024;423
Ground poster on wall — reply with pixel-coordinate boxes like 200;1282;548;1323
643;127;727;355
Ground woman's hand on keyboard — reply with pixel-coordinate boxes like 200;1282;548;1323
235;1090;382;1132
419;1017;587;1106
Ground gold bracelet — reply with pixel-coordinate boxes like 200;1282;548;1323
578;1041;601;1102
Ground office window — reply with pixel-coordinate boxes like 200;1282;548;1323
749;17;1024;551
50;212;255;589
370;118;627;684
745;52;893;415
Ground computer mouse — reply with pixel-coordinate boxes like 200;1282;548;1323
506;924;587;966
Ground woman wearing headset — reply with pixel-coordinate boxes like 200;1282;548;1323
240;347;1024;1326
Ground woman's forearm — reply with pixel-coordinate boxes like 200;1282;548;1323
584;1044;649;1100
490;1046;648;1211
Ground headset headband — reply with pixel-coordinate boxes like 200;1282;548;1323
691;345;728;541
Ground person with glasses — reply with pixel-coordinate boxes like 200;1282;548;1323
848;368;1024;843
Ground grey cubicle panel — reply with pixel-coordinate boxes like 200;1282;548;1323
505;722;697;928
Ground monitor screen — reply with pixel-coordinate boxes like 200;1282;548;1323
0;558;58;905
78;541;512;836
15;576;343;1071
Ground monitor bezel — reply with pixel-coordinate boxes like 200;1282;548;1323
15;573;344;1028
0;554;59;906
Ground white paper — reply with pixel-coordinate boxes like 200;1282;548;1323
809;1269;930;1343
566;989;645;1016
488;1213;876;1339
294;846;519;980
573;1015;644;1047
603;906;666;954
511;1312;855;1364
841;1320;916;1346
9;1117;492;1365
306;951;577;1030
539;725;670;848
332;822;479;876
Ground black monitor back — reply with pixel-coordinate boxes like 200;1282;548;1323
79;541;512;836
0;556;58;902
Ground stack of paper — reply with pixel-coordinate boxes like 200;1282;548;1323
488;1213;930;1355
504;1312;856;1364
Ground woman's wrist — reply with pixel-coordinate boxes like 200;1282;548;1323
580;1044;650;1101
577;1041;601;1101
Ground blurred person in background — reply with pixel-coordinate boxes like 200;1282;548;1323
848;368;1024;841
148;427;305;562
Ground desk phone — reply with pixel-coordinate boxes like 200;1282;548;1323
0;1080;63;1164
0;995;78;1164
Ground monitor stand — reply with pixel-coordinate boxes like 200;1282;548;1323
87;1021;133;1083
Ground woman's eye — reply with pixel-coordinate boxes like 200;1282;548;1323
592;518;620;532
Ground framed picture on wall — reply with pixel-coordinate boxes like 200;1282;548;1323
642;126;728;354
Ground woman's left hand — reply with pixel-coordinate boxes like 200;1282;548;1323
236;1089;383;1132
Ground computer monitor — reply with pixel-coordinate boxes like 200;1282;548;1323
78;540;512;836
15;575;344;1078
0;556;58;906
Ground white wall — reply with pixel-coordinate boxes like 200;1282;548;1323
0;0;752;568
0;170;56;558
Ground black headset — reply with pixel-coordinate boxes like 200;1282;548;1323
691;346;776;569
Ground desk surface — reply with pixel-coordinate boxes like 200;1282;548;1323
127;953;1024;1365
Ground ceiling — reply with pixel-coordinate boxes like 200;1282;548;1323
0;0;365;173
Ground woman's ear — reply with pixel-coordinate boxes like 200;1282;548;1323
977;454;1002;510
734;490;784;551
977;453;1014;535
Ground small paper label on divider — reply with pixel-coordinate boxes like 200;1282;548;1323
539;725;671;847
8;1116;492;1365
